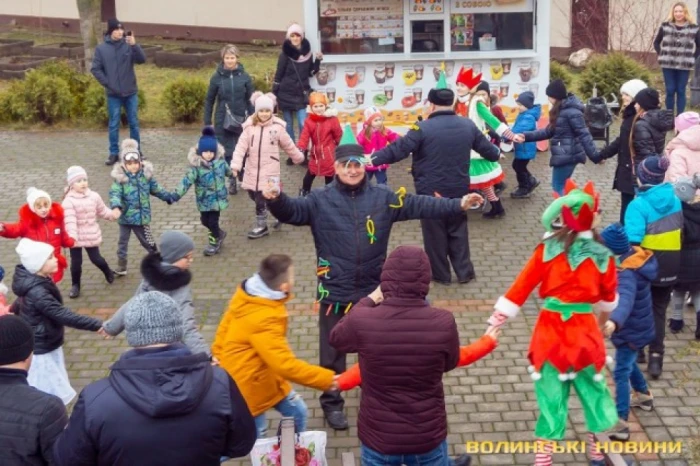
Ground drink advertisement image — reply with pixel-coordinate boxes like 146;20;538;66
311;57;548;127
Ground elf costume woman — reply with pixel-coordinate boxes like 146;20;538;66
454;67;516;218
486;179;619;466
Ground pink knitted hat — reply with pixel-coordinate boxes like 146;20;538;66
251;91;276;112
363;106;383;126
287;23;304;39
675;111;700;133
66;165;87;186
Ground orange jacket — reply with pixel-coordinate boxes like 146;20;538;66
337;334;498;390
212;285;335;416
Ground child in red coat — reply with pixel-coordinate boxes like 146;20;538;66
297;92;342;196
357;107;399;185
0;187;74;283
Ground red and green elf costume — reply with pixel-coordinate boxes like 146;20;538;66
486;180;619;464
454;67;515;190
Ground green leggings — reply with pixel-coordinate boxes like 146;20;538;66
534;362;618;439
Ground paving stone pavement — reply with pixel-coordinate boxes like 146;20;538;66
0;129;698;466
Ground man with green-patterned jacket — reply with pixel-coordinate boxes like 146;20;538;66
109;139;172;276
171;127;232;256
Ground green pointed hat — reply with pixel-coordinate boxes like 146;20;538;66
335;124;365;162
428;69;454;106
435;69;448;90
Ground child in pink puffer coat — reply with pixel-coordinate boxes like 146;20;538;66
231;92;304;239
358;107;399;185
62;166;119;299
665;112;700;193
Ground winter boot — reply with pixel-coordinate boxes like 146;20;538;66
669;318;684;333
647;353;663;379
630;389;654;411
203;234;222;256
114;258;127;276
104;268;115;284
228;176;238;195
69;284;80;299
248;215;270;239
483;199;505;219
286;157;294;166
510;185;531;199
527;175;540;194
608;419;630;441
105;154;118;166
272;220;282;231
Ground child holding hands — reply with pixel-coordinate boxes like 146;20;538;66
62;166;119;298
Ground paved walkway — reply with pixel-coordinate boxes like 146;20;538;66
0;129;698;465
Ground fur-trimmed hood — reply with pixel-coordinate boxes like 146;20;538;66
140;252;192;292
282;38;312;62
187;144;225;168
17;202;64;228
110;159;155;183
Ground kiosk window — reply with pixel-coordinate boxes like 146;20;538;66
450;13;534;52
411;20;444;53
318;0;405;55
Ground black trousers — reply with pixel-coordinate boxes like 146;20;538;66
620;192;635;224
200;211;221;238
302;170;333;192
649;285;673;355
70;247;112;286
512;158;532;186
247;191;267;216
420;214;474;283
319;303;347;413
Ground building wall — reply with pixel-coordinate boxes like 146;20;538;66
0;0;305;35
0;0;78;18
550;0;571;49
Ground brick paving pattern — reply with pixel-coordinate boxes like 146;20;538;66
0;129;698;465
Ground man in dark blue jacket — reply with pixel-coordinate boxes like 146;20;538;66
52;291;256;466
91;18;146;166
370;73;501;285
264;125;484;430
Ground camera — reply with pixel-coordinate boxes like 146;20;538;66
126;30;133;37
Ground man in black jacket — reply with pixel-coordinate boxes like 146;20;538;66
370;73;501;285
91;18;146;166
53;291;256;466
264;125;483;430
0;315;68;466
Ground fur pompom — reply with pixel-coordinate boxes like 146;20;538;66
527;365;535;374
202;126;216;137
530;372;542;381
593;373;604;382
250;91;264;105
121;138;139;153
558;373;569;382
606;355;613;365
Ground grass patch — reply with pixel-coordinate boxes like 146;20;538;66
0;28;279;129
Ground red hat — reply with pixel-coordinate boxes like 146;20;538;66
456;66;482;90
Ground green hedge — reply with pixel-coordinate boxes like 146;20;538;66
162;78;208;123
577;53;652;101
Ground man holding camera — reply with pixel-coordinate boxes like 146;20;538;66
91;18;146;166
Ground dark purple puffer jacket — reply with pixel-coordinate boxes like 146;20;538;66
329;245;460;455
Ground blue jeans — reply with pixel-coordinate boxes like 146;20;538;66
551;163;577;196
254;391;307;439
282;108;307;143
613;345;649;420
361;440;452;466
368;169;388;185
108;93;140;156
662;68;690;115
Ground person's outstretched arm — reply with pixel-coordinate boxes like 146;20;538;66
371;126;423;166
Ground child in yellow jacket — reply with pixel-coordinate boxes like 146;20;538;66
212;254;338;438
